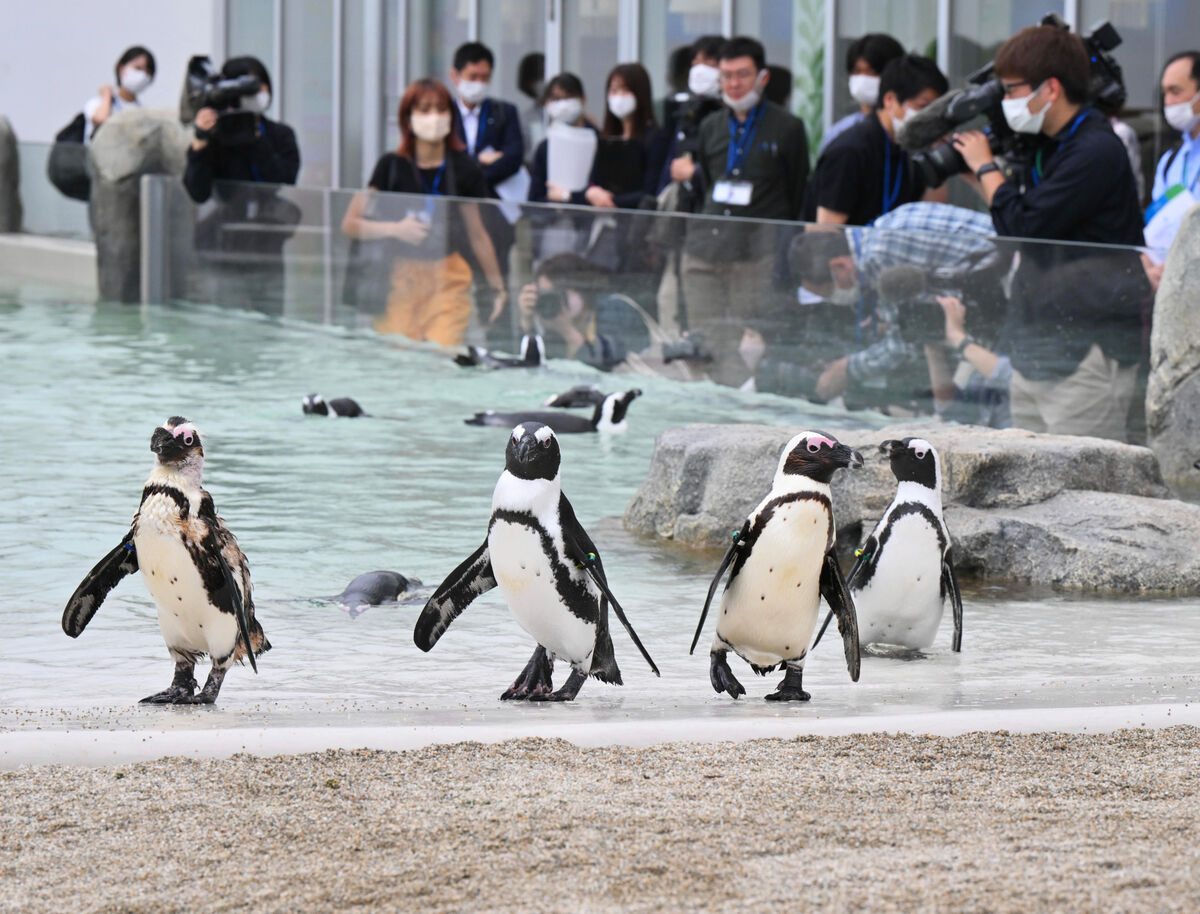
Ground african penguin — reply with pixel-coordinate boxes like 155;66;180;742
844;438;962;652
303;394;366;417
691;431;862;701
62;418;270;704
543;385;606;408
465;389;641;434
454;334;545;369
336;570;421;618
414;422;659;701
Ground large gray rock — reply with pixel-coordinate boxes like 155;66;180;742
1147;202;1200;488
624;423;1200;594
89;109;189;302
0;116;21;232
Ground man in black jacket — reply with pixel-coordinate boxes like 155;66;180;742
953;25;1148;441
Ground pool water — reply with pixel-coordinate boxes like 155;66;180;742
1;298;1196;737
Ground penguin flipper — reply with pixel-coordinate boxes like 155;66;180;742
812;533;878;652
558;494;659;677
690;523;747;655
942;551;963;652
62;530;138;637
819;550;860;682
414;539;496;651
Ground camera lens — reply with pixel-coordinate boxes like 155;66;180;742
535;290;566;319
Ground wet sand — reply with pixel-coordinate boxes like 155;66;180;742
2;726;1199;912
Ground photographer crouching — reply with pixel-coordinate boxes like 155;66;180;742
951;26;1148;441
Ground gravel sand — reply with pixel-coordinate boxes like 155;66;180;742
2;726;1199;913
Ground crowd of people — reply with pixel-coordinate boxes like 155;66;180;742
78;31;1200;442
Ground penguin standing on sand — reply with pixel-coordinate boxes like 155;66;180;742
414;422;659;701
62;418;270;704
691;431;862;702
840;438;962;652
465;389;641;434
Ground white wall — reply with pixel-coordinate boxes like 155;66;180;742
0;0;220;143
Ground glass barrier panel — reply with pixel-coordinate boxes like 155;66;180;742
14;142;92;240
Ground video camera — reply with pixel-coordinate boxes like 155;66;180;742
185;55;262;146
902;13;1125;189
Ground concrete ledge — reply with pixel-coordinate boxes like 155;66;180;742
0;233;96;298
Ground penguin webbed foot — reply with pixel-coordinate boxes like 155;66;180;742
765;664;810;702
528;668;586;702
178;667;227;705
709;651;745;700
139;663;198;704
500;646;553;701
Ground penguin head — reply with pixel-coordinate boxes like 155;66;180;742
881;438;940;490
302;394;328;416
151;417;203;463
594;389;642;431
505;423;561;481
778;431;863;484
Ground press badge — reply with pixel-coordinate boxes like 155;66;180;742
712;179;753;206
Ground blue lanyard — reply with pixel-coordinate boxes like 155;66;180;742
420;161;446;196
880;132;904;217
1032;109;1088;187
725;103;763;176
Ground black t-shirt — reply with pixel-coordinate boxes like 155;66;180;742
367;150;488;198
803;113;926;225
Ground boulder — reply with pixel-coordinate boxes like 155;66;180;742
89;109;189;302
624;423;1200;594
0;116;21;232
1147;202;1200;488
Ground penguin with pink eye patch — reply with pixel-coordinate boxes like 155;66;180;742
690;430;863;702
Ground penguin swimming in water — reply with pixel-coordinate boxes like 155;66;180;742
335;570;421;618
302;394;366;417
543;385;606;408
465;389;641;434
454;334;544;369
62;418;270;704
414;422;659;701
832;438;962;653
691;431;862;701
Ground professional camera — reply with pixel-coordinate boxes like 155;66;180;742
185;55;262;146
662;333;712;364
905;14;1125;188
535;290;567;320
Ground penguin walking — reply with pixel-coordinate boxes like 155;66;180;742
465;389;641;434
62;418;270;704
835;438;962;652
414;422;659;701
302;394;366;417
691;431;862;701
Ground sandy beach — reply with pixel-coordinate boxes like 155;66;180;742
2;726;1198;912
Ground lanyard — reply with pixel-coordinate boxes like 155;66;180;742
880;132;904;217
725;102;763;176
420;161;447;196
1032;109;1088;187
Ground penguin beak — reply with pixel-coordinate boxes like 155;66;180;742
879;439;904;458
515;436;535;464
836;443;864;469
151;427;190;461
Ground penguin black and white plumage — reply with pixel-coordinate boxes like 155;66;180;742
454;334;544;369
414;422;659;701
543;385;606;408
302;394;366;417
335;570;420;618
62;418;270;704
465;389;641;434
845;438;962;652
690;431;862;702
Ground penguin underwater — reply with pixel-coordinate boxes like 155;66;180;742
465;389;641;434
414;422;659;701
691;431;862;701
62;418;270;704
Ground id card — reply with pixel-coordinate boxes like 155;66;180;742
712;179;753;206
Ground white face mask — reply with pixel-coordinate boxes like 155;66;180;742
241;90;271;115
1002;83;1048;135
120;67;152;95
848;74;880;107
688;64;721;99
456;79;488;106
410;111;452;143
607;93;637;120
722;70;767;113
544;97;583;125
890;103;919;139
1164;91;1200;134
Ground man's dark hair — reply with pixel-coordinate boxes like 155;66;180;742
994;26;1089;105
1163;51;1200;92
764;65;792;107
517;52;544;99
116;45;156;81
540;71;585;105
692;34;725;64
719;36;766;72
877;54;948;108
536;252;610;296
845;33;904;76
453;42;494;72
668;44;693;93
788;230;852;288
222;55;271;92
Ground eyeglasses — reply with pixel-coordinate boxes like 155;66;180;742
1001;79;1044;98
719;68;757;84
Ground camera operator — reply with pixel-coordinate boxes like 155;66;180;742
183;56;300;204
951;26;1147;440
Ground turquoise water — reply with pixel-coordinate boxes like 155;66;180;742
1;298;1196;735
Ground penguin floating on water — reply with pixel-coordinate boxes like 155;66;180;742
62;418;270;704
335;570;421;618
543;385;606;408
691;431;862;701
454;334;544;369
302;394;366;417
414;422;659;701
465;389;641;434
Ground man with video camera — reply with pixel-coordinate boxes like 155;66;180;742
952;25;1147;441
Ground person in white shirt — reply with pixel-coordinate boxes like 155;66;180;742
82;45;155;142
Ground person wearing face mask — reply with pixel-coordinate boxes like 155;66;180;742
659;35;726;197
819;33;905;155
83;45;156;141
581;63;668;213
449;42;524;193
952;26;1148;441
1144;51;1200;270
804;54;949;227
342;79;506;347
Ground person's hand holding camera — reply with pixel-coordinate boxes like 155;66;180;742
952;131;994;174
390;214;431;245
936;294;968;348
192;107;219;150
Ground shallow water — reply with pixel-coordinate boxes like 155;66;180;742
1;298;1196;736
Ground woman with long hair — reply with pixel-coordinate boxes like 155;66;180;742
342;78;506;345
585;62;668;211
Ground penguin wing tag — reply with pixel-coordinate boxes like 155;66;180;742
845;534;877;591
819;550;861;682
690;523;748;655
62;530;139;637
414;539;496;651
942;551;963;653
